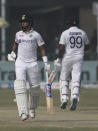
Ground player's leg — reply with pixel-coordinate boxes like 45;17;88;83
60;61;72;109
60;80;69;109
29;85;40;118
27;62;41;118
70;59;83;111
14;59;29;121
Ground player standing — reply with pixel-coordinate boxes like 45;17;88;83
8;14;50;121
54;17;89;110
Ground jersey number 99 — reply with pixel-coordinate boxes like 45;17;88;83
69;36;82;48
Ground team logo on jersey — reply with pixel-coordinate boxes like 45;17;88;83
19;35;24;37
40;39;44;43
19;39;33;43
22;15;26;20
29;34;33;37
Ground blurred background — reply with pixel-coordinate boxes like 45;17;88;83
0;0;98;88
0;1;98;131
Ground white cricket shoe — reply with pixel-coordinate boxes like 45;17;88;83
29;109;35;119
21;113;29;121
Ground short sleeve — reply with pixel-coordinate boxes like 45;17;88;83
36;33;45;46
15;33;19;44
59;32;66;45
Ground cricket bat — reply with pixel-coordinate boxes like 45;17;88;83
45;71;54;114
48;69;56;84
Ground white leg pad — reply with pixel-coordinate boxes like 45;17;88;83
60;81;69;103
71;86;80;102
29;85;41;109
14;80;28;116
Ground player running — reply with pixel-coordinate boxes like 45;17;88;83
8;14;50;121
54;17;89;111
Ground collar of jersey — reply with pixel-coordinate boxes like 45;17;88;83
69;26;78;29
22;29;34;34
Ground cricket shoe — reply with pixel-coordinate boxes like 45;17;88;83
70;98;78;111
61;101;68;109
21;113;29;121
29;109;35;119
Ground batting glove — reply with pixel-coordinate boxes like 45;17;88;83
8;51;16;62
42;56;51;73
54;58;61;67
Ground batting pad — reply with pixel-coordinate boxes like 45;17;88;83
29;85;41;109
71;86;80;102
60;81;69;102
14;80;28;116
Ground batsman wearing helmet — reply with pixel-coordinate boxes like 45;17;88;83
54;16;89;111
8;14;50;121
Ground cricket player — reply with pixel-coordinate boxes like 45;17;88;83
8;14;50;121
54;17;89;111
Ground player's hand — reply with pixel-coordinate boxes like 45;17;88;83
8;51;16;62
44;63;51;74
54;58;61;67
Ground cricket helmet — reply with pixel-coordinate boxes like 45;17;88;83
19;14;33;31
66;16;79;27
19;14;33;24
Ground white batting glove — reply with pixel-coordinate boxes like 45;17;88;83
8;51;16;62
54;58;61;67
42;56;51;73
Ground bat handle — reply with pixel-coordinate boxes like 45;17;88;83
45;71;52;97
46;84;52;97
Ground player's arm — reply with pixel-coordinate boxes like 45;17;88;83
39;44;46;57
12;42;18;52
54;32;65;67
39;44;48;64
39;44;50;73
84;45;89;52
7;42;18;61
54;44;65;67
84;32;89;52
36;32;50;72
58;44;65;59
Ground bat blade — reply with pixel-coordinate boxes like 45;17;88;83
45;84;54;114
48;70;56;84
46;97;54;114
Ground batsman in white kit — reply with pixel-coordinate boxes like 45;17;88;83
54;17;89;110
8;14;50;121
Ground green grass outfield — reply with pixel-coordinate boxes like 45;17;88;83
0;88;98;131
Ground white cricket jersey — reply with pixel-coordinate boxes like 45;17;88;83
59;26;89;59
15;29;45;62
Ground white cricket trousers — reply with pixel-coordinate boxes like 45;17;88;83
15;58;40;86
60;57;83;88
